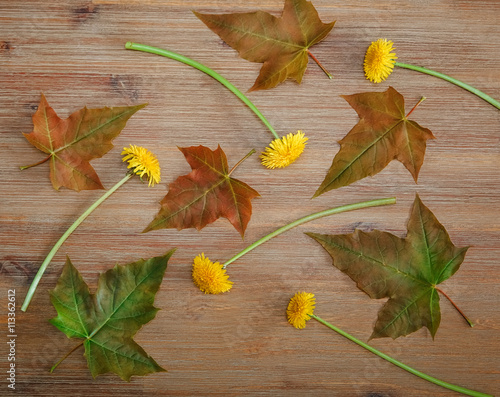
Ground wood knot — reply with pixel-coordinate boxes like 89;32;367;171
72;3;99;22
0;257;35;284
365;393;390;397
109;74;140;102
0;41;13;53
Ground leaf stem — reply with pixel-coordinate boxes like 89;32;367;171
125;42;280;140
222;197;396;268
21;173;133;312
394;62;500;110
307;50;333;79
20;155;51;170
310;314;490;397
228;149;256;176
436;287;474;327
406;96;426;118
50;340;85;373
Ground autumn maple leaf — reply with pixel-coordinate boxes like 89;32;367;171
307;195;469;340
194;0;335;91
21;94;146;191
144;145;259;237
314;87;434;197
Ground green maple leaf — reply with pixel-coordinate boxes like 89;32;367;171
194;0;335;91
307;195;469;340
49;251;175;380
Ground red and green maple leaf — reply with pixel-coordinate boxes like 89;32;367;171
144;145;259;238
21;93;146;191
307;195;470;340
194;0;335;91
314;87;434;197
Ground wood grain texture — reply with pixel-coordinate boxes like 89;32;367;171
0;0;499;395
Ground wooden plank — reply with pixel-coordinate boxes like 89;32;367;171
0;0;498;395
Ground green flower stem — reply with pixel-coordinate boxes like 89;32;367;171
310;314;491;397
21;173;133;312
125;42;280;140
223;197;396;268
394;62;500;110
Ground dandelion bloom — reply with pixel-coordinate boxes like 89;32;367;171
364;38;397;83
192;253;233;294
286;292;316;329
260;131;308;169
122;144;161;186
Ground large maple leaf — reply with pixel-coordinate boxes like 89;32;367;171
50;251;175;380
314;87;434;197
144;145;260;237
22;94;146;191
307;195;469;340
194;0;335;91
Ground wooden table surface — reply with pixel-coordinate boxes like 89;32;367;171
1;0;499;396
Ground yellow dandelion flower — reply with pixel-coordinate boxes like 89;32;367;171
121;144;161;187
192;253;233;294
260;131;308;169
286;292;316;329
364;38;397;83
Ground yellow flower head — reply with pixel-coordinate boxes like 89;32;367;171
121;144;161;187
260;131;308;169
286;292;316;329
364;38;397;83
192;253;233;294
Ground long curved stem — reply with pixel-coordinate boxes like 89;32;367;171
223;197;396;268
21;174;132;312
394;62;500;110
125;42;280;139
310;314;491;397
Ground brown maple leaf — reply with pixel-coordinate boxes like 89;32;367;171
21;94;146;191
144;146;259;237
194;0;335;91
314;87;434;197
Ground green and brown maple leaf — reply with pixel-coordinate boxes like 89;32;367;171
307;195;469;340
22;93;146;191
314;87;434;197
50;251;175;380
194;0;335;91
144;145;260;238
